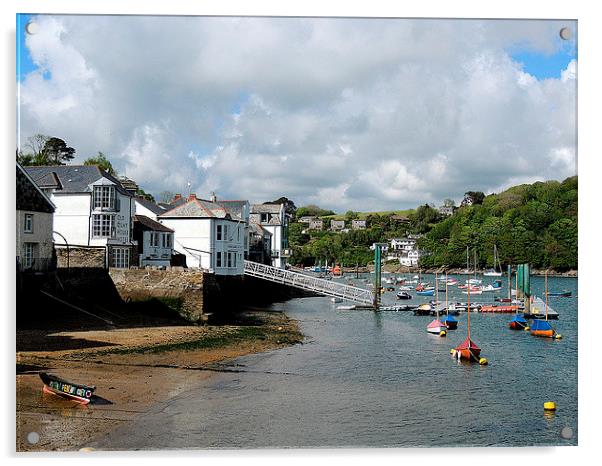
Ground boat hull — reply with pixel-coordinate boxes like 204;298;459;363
443;321;458;330
39;372;94;405
455;348;481;362
509;320;527;330
530;329;555;338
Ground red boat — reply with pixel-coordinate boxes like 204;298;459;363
40;372;95;404
453;336;482;362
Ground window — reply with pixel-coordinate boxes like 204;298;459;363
233;253;237;268
227;252;232;267
162;233;172;248
217;225;222;240
237;226;240;241
93;185;115;210
261;213;269;223
223;225;228;240
22;243;36;268
149;232;159;247
216;251;222;267
92;214;115;238
112;247;130;268
24;214;33;233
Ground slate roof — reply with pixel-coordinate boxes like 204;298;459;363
25;165;131;196
250;203;283;214
134;196;166;215
16;163;55;213
134;215;174;233
249;221;272;237
215;200;248;220
159;198;233;219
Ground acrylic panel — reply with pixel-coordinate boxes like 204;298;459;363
15;14;577;452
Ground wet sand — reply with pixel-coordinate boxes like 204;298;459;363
16;311;303;452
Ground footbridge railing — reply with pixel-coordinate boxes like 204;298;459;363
244;261;374;305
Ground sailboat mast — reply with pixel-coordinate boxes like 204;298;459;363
467;278;471;339
435;272;439;319
466;246;469;272
445;271;449;316
473;249;477;280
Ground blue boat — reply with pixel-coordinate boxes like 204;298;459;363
416;289;435;296
530;319;555;338
441;314;458;330
508;314;528;330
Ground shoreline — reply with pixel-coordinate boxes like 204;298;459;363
322;265;578;277
16;309;303;452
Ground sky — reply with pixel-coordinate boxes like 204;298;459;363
16;15;577;211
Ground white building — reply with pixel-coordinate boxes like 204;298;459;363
16;163;55;271
26;165;136;268
159;194;245;275
133;215;174;268
134;196;167;220
352;219;367;230
399;250;420;267
249;203;290;269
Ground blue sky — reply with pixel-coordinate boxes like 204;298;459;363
16;14;36;81
511;41;576;80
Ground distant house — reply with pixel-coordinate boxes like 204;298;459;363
390;214;410;224
309;219;324;230
438;205;454;216
26;165;136;268
16;163;55;272
399;250;420;267
249;203;290;269
298;216;316;224
389;237;421;266
159;194;246;275
133;215;174;268
352;219;366;230
330;219;345;231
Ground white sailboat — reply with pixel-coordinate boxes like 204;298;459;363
484;244;503;276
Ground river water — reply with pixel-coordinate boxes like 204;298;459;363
92;274;577;450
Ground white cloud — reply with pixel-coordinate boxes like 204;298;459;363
18;16;577;211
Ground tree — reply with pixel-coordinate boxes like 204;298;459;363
40;137;76;165
345;210;359;221
461;191;485;206
264;197;297;216
443;198;456;208
84;152;116;175
158;191;175;203
136;188;155;202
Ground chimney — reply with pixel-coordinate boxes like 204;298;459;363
188;193;197;201
210;191;217;202
173;194;182;201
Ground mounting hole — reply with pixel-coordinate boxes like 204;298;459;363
25;22;39;35
559;27;572;40
560;426;574;439
26;431;40;444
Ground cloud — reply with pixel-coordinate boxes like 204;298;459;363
18;16;577;210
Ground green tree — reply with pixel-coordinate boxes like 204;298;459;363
84;152;116;176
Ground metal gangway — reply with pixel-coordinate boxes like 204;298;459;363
244;261;374;305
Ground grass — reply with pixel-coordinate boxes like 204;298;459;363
97;325;303;356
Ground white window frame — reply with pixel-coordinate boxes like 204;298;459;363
24;213;33;233
93;185;116;210
216;251;222;267
22;242;36;268
162;233;172;248
227;252;233;268
112;247;130;268
92;214;115;238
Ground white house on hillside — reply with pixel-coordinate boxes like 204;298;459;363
249;203;290;269
16;163;55;271
26;165;136;268
158;194;246;275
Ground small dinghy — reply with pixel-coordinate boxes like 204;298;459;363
39;372;95;404
509;314;528;330
416;289;435;296
441;313;458;330
396;291;412;300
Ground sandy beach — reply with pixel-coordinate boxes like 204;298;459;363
16;310;303;452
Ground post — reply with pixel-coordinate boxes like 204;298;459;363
372;243;388;310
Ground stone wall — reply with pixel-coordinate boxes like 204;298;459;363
108;268;206;322
56;246;106;268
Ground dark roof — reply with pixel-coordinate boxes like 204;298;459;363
250;203;283;214
25;165;131;196
134;196;166;215
16;163;55;213
134;215;174;232
33;171;62;190
215;200;248;220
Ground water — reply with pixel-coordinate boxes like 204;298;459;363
91;274;577;449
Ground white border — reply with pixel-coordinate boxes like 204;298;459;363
2;1;598;465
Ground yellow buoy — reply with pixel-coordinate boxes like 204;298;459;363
450;348;455;355
544;401;557;411
479;358;488;365
440;330;447;337
555;334;562;340
524;326;530;331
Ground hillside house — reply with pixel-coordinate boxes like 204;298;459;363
330;219;345;231
438;205;454;216
249;203;290;269
16;163;55;272
26;165;136;268
159;194;245;275
352;219;367;230
308;219;324;230
298;216;316;224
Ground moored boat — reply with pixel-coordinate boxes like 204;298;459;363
417;289;435;296
441;314;458;330
546;290;572;297
414;303;432;315
509;314;528;330
397;291;412;300
39;372;95;404
453;336;482;362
